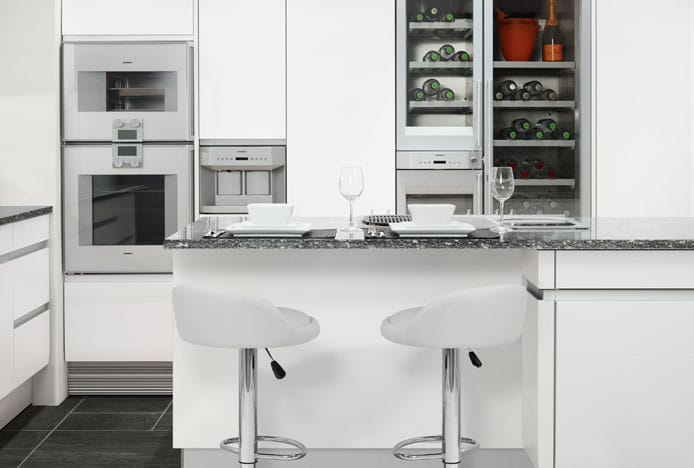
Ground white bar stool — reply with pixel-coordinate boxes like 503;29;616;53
173;285;320;465
381;285;526;465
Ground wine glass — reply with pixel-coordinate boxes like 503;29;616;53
490;167;515;233
339;167;364;231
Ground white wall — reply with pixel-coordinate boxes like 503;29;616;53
0;0;66;405
595;0;694;217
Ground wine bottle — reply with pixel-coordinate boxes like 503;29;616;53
512;89;532;101
425;7;441;21
423;50;441;62
527;127;546;140
546;167;558;178
452;50;471;62
519;160;533;179
409;88;426;101
494;90;506;101
523;80;544;95
541;89;559;101
439;44;456;61
497;80;518;96
532;158;545;170
512;118;531;132
411;12;426;22
542;0;564;62
441;12;455;22
437;88;455;101
422;78;441;96
504;158;519;171
499;127;519;140
537;118;558;132
552;128;573;140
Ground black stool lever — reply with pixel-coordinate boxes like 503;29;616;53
468;350;483;368
265;348;286;379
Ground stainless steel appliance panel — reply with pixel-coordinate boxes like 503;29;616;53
63;144;193;273
63;42;193;142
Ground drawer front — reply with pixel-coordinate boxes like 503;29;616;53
13;249;49;320
556;251;694;289
0;262;13;399
65;277;173;361
0;224;11;256
13;216;49;251
14;310;50;387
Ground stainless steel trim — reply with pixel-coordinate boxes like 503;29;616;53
14;303;49;329
474;79;482;150
200;139;287;147
474;172;483;215
442;349;461;464
0;241;48;266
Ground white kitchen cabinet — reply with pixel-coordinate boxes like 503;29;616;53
62;0;194;36
286;0;395;216
555;298;694;468
65;275;173;362
0;215;50;400
199;0;286;141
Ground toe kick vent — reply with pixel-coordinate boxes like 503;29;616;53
68;362;172;395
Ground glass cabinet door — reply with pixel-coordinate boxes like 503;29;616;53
397;0;483;151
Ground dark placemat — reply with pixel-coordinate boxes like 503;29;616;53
373;228;500;239
205;229;338;239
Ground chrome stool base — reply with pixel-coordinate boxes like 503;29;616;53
393;435;479;462
221;435;307;462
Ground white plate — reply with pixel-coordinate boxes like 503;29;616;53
224;221;312;237
389;221;476;237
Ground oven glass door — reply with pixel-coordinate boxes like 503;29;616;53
64;144;192;273
63;42;192;142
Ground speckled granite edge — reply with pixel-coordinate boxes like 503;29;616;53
0;206;52;226
163;237;694;251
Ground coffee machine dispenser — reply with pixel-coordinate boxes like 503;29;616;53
200;146;286;214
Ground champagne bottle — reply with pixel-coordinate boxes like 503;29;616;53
425;7;441;21
542;0;564;62
537;118;558;132
523;80;544;95
437;88;455;101
541;89;559;101
512;118;531;132
422;78;441;96
423;50;441;62
439;44;456;61
499;127;519;140
552;128;573;140
452;50;471;62
409;88;426;101
512;89;532;101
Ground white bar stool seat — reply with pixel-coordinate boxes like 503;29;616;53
174;285;320;465
381;284;526;465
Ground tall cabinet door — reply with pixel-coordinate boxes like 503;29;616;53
199;0;287;141
555;299;694;468
287;0;395;215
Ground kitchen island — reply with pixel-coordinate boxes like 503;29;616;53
165;217;694;468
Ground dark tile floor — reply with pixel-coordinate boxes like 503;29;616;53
0;396;178;468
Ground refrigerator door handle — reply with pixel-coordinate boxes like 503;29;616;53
474;79;482;151
475;171;483;214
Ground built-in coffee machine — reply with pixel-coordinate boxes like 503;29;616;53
199;146;286;214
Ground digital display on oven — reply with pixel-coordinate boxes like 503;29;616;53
118;129;138;140
118;146;138;157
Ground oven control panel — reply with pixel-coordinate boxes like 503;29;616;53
200;146;286;171
112;118;143;143
396;152;482;170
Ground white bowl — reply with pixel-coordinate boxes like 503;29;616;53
408;204;455;226
247;203;294;226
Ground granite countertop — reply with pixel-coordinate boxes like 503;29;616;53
164;216;694;250
0;206;52;226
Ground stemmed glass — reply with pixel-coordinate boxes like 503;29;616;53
339;167;364;232
490;167;515;233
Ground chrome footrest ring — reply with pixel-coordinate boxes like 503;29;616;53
393;435;479;461
220;435;307;461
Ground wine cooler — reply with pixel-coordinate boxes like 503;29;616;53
396;0;592;218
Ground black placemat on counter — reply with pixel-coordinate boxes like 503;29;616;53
371;228;500;239
205;229;338;239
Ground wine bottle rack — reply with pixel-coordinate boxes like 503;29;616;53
408;19;473;38
493;61;575;70
515;179;576;187
493;100;575;109
410;100;473;112
409;61;473;75
493;140;575;148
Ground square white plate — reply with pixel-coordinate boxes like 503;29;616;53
224;221;312;237
389;221;476;238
